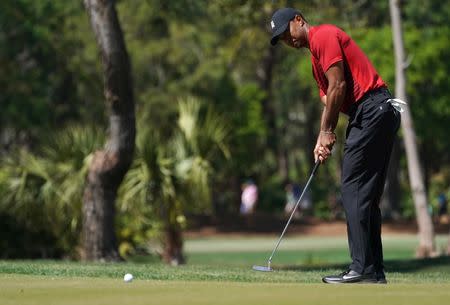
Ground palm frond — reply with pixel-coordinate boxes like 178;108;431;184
177;96;201;149
0;125;104;254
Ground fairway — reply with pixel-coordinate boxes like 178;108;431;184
1;235;450;305
2;274;450;305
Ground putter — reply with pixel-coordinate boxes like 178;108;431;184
252;161;320;272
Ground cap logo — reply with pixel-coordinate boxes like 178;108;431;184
271;20;275;29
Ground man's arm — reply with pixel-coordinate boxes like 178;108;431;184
319;95;327;132
321;61;346;132
314;62;346;163
314;105;328;163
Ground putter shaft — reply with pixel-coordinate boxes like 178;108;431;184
265;162;320;266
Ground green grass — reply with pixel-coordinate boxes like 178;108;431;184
1;234;450;304
2;275;450;305
183;235;429;266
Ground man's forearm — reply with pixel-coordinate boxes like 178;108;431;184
321;81;346;132
320;106;327;131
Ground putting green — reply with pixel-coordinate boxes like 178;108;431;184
1;274;450;305
2;235;450;304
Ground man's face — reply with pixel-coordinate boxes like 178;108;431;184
280;17;305;49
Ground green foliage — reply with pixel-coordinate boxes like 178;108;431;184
117;97;230;257
0;126;104;257
405;27;450;157
404;0;450;27
0;1;99;130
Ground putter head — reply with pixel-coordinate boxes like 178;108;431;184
252;265;273;272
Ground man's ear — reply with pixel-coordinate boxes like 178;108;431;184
295;15;304;26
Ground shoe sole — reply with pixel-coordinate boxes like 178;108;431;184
322;278;378;284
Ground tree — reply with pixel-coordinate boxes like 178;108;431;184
120;98;230;264
389;0;435;257
82;0;136;261
0;126;104;258
0;1;94;142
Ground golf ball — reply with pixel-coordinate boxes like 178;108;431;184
123;273;133;283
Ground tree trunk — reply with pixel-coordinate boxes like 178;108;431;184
162;226;185;266
257;46;285;178
159;197;185;265
389;0;436;257
82;0;136;261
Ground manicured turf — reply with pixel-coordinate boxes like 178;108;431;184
1;234;450;304
2;274;450;305
184;235;436;266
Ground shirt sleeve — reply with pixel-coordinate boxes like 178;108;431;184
311;58;327;98
319;88;326;98
311;27;343;72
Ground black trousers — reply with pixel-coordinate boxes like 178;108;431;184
342;88;401;275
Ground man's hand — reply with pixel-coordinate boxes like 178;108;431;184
314;132;336;163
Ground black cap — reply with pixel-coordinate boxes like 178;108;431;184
270;8;301;45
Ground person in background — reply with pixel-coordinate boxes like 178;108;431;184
284;182;301;218
285;182;312;218
240;180;259;215
437;192;448;224
328;190;344;220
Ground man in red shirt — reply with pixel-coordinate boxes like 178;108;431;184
270;8;401;284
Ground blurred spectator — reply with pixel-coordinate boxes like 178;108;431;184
300;184;312;213
437;192;448;224
284;183;301;218
328;191;344;220
240;180;258;215
284;182;312;218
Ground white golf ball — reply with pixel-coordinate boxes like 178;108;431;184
123;273;133;283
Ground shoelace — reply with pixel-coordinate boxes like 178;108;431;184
339;269;351;276
386;98;407;113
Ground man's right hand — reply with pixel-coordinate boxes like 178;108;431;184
314;132;336;163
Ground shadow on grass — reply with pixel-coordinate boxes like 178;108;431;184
280;256;450;273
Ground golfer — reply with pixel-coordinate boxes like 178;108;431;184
270;8;401;284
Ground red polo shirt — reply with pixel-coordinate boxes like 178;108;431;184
309;24;386;114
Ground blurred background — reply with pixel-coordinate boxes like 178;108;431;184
0;0;448;266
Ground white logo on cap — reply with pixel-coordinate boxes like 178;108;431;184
271;20;275;29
